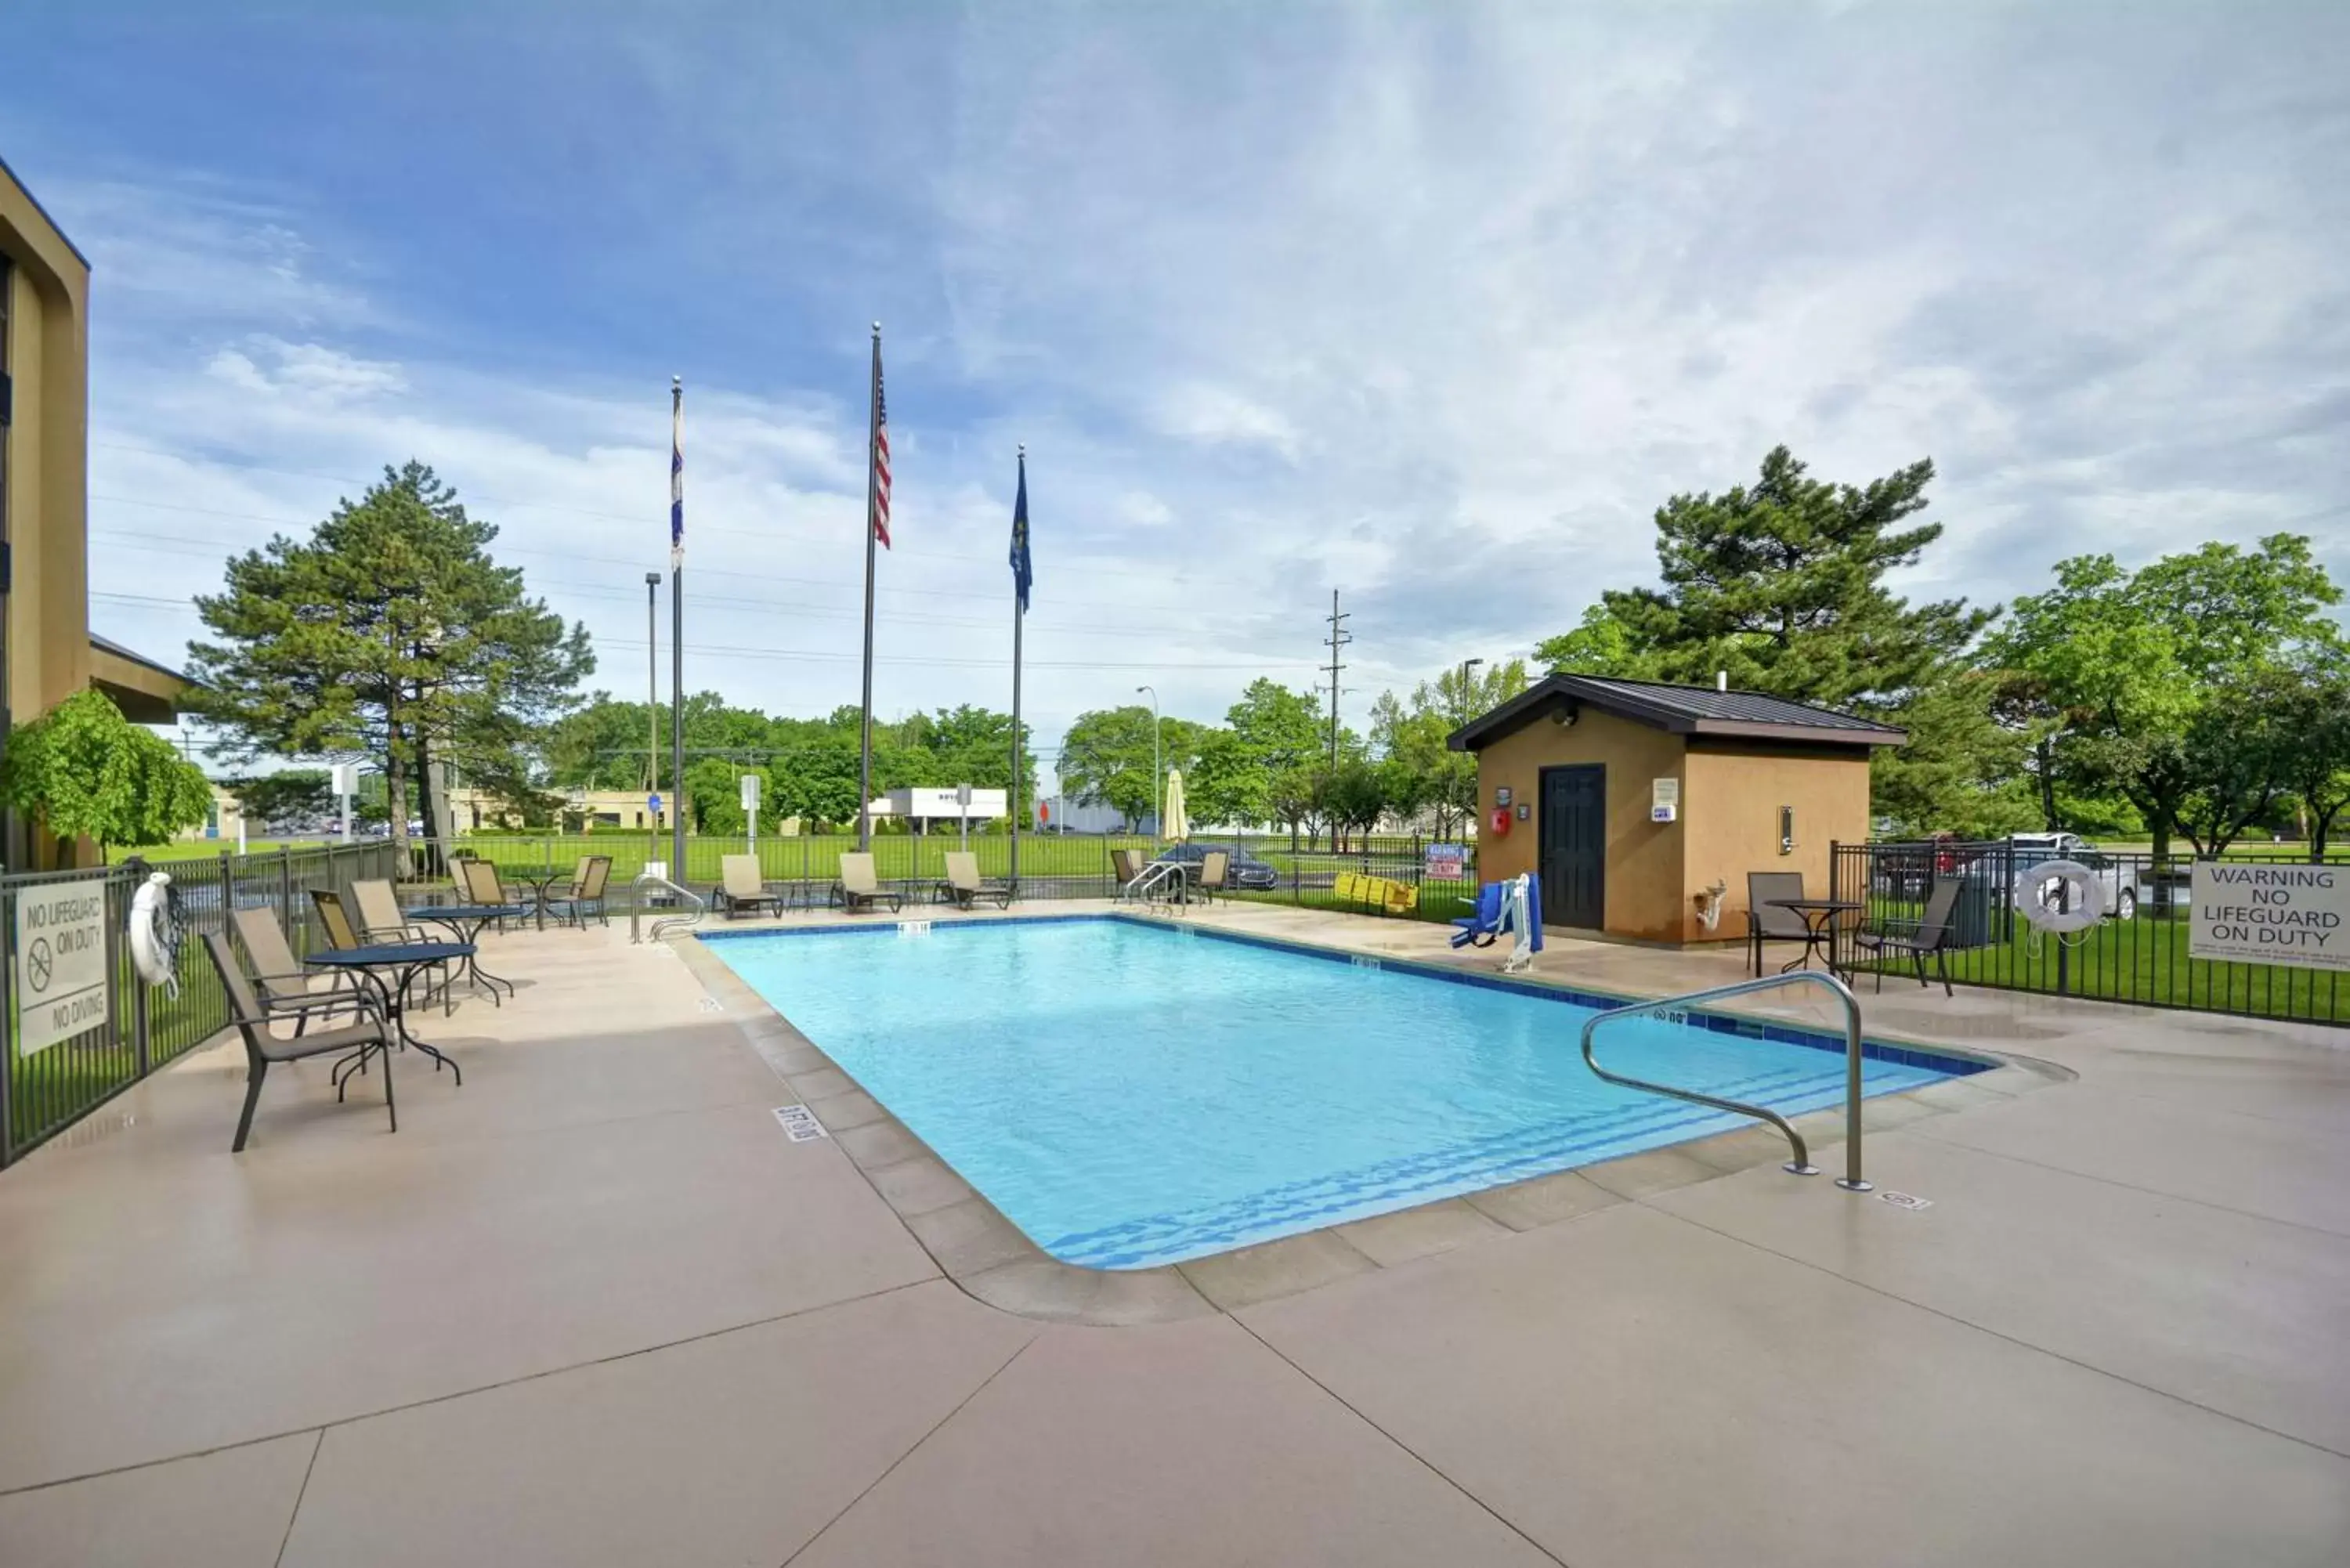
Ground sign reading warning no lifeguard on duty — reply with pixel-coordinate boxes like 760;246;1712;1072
14;878;110;1056
2190;862;2350;972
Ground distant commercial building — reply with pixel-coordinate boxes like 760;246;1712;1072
3;154;193;865
875;788;1007;834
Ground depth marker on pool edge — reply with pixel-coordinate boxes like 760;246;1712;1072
773;1105;830;1142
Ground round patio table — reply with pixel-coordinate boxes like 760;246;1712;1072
1765;898;1864;977
508;866;570;930
306;941;473;1085
402;904;519;1003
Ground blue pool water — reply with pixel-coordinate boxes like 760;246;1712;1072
710;918;1976;1269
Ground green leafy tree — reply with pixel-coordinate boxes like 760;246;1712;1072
684;757;772;834
1368;659;1531;838
1058;706;1202;827
2269;657;2350;859
1535;605;1661;678
0;689;213;854
221;768;334;830
1314;758;1387;850
186;461;594;862
1223;679;1326;842
1984;535;2342;862
1601;446;1991;708
768;734;862;830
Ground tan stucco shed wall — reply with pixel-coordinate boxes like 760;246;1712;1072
1470;712;1879;946
1470;708;1690;942
1682;741;1874;941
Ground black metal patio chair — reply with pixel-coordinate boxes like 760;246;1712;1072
1746;871;1811;977
1852;876;1965;996
206;931;396;1153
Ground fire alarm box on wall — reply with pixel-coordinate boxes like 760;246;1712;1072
1651;778;1679;823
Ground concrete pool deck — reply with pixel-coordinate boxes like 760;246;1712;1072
1;901;2345;1563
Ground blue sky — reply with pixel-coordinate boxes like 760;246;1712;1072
5;2;2346;782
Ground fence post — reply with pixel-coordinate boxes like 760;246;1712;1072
0;883;12;1168
219;849;237;935
280;844;294;930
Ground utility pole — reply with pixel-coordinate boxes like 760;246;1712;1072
1455;656;1483;841
1321;589;1352;771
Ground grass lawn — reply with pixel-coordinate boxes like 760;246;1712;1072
1846;906;2348;1024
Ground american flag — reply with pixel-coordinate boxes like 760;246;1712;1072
870;349;892;550
670;377;684;567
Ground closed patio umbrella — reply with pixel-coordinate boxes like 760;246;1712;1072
1162;768;1189;843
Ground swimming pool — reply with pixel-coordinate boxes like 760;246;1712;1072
710;917;1982;1269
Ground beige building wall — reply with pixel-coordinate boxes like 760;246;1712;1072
1;159;92;732
1472;713;1878;946
1472;709;1690;942
1681;742;1874;943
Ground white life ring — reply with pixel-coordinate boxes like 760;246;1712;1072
128;872;181;994
2014;860;2106;934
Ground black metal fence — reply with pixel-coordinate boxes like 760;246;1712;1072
2;840;402;1166
1828;839;2348;1027
438;829;1484;922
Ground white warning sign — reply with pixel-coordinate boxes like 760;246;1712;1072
16;879;110;1056
2189;862;2350;971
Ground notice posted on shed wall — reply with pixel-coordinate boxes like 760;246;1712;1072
2189;862;2348;971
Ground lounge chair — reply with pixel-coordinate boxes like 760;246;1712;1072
1746;871;1811;977
1852;876;1963;996
831;852;902;914
716;854;784;919
1450;881;1506;948
544;856;613;927
206;931;396;1153
1194;851;1229;905
936;851;1012;910
231;905;365;1032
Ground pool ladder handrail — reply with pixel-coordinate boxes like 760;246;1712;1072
1120;861;1188;905
630;869;708;944
1578;969;1872;1191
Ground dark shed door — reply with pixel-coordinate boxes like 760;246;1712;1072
1539;764;1606;929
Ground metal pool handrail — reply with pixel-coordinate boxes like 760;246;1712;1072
630;870;707;944
1578;969;1872;1191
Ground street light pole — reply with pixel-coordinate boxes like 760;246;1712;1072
1135;685;1160;843
1457;657;1483;840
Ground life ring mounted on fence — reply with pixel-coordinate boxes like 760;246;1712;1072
128;871;183;997
2013;859;2106;934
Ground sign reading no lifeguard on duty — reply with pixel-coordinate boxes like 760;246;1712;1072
2189;862;2349;972
15;878;110;1056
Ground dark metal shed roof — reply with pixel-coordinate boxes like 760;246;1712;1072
1448;674;1908;751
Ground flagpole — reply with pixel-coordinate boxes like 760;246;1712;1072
858;323;880;853
670;375;685;880
1010;444;1025;896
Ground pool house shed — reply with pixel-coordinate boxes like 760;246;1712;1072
1448;675;1907;945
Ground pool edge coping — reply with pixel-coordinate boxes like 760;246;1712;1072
676;912;2073;1325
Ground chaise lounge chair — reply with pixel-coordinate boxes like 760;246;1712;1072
935;851;1012;910
207;931;396;1153
716;854;784;919
831;852;902;914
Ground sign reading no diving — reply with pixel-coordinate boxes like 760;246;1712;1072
15;879;109;1056
2190;862;2350;972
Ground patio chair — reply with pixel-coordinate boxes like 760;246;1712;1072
1194;851;1230;905
351;878;450;1005
206;931;395;1153
831;852;902;914
458;858;530;926
1852;876;1964;996
544;856;613;927
1110;847;1142;892
935;851;1011;910
1746;872;1812;977
716;854;784;919
231;905;365;1034
1450;880;1506;948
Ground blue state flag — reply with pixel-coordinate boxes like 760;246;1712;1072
1010;450;1033;612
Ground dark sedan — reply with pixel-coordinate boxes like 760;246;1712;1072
1149;843;1281;891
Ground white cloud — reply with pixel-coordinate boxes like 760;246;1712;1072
1152;383;1302;464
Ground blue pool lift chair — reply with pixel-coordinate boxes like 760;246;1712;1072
1450;880;1508;948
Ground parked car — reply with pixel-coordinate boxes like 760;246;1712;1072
2006;831;2092;864
1149;842;1281;891
2015;845;2142;921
